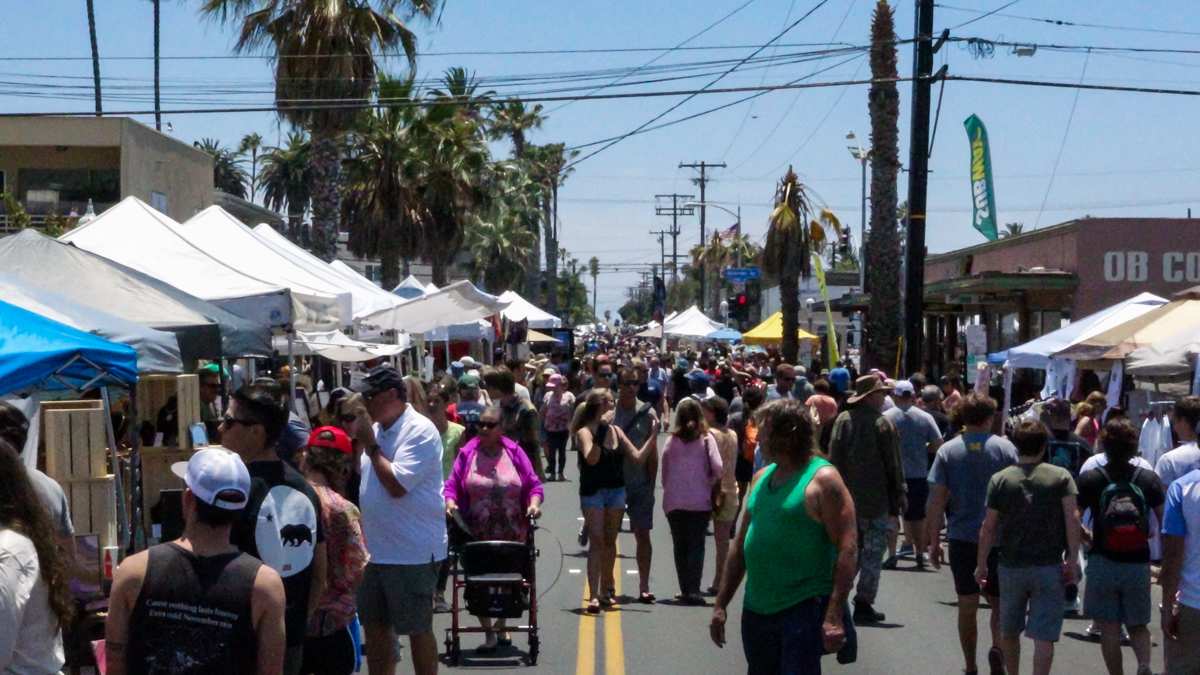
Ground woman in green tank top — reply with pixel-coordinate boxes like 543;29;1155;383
709;399;860;674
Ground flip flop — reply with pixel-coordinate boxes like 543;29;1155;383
638;592;656;604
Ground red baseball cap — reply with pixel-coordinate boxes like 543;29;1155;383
307;426;353;455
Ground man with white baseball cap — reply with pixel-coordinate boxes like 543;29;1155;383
105;447;287;675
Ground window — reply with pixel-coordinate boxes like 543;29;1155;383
150;191;168;214
18;168;119;213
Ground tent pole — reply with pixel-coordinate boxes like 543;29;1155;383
287;330;298;414
127;387;145;552
100;386;130;553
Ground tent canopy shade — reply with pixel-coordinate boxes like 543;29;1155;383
253;226;406;325
662;305;725;338
0;275;182;374
363;281;507;335
272;330;410;362
0;229;271;359
1001;292;1167;369
393;275;430;300
0;298;138;397
526;329;561;344
58;196;297;329
1056;294;1200;362
741;311;821;346
497;291;562;329
179;206;351;328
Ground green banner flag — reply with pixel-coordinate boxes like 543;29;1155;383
964;114;999;241
811;254;840;369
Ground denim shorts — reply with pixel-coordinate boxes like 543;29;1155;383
998;564;1065;642
580;486;626;510
1083;554;1152;627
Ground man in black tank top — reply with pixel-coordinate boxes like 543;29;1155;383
105;447;286;675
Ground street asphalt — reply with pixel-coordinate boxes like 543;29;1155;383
375;434;1169;674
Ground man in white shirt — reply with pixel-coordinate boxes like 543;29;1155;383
1161;466;1200;674
1156;397;1200;489
355;365;446;675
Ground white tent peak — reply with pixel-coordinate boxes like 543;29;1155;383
497;290;562;329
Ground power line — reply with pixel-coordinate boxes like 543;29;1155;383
563;0;834;171
946;0;1021;31
546;0;759;115
718;0;800;161
1033;49;1091;229
936;4;1200;38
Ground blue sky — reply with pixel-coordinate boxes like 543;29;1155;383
6;1;1200;317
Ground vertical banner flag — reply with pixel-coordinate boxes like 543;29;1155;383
811;254;841;369
964;114;999;241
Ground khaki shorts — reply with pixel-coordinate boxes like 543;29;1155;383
357;561;439;635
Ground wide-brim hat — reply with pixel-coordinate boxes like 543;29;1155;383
847;374;891;404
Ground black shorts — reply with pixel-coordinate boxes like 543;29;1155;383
735;455;754;484
948;539;999;597
904;478;929;521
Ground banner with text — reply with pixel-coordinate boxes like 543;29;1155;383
964;114;999;241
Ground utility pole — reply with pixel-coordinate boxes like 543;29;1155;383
904;0;937;376
153;0;161;131
649;229;670;275
655;194;694;283
680;161;726;310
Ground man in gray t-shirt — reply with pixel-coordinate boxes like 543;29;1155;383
29;467;74;538
883;380;943;568
614;368;659;601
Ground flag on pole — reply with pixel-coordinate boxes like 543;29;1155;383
812;254;841;368
964;114;999;241
717;223;738;240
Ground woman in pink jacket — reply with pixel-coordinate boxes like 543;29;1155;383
660;398;724;605
443;405;544;653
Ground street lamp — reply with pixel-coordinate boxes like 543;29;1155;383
846;131;870;294
683;200;742;264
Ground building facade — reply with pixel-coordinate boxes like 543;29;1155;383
0;116;213;227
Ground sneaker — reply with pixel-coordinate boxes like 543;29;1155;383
852;602;886;624
882;556;899;570
558;472;566;481
897;543;915;556
1085;622;1100;640
432;596;450;613
578;524;589;547
915;553;927;569
1063;596;1081;617
1134;665;1153;675
987;646;1004;675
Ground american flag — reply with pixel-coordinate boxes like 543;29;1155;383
717;224;739;241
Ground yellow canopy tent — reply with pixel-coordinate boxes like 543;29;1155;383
741;311;820;346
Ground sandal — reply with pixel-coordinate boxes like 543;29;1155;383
638;591;656;604
586;599;601;614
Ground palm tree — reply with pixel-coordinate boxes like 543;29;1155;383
239;132;264;202
341;77;425;289
199;0;437;260
525;143;577;314
1001;221;1024;238
194;138;249;198
259;131;312;242
761;167;816;364
588;256;600;321
465;213;537;294
866;0;903;372
432;66;495;121
86;0;101;115
488;99;546;296
691;233;730;316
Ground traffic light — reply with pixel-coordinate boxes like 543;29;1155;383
728;293;749;322
838;227;852;255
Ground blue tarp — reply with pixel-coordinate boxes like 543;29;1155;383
707;327;743;342
0;298;138;397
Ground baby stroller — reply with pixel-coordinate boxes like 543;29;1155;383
443;515;540;666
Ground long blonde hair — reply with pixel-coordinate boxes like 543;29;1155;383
673;398;707;442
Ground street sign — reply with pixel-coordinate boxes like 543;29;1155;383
723;266;760;282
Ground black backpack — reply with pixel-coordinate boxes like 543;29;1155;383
1096;466;1150;554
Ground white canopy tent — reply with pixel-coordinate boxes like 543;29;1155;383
252;224;405;326
182;207;353;326
59;197;304;329
1000;292;1167;369
1127;328;1200;380
0;274;183;373
393;275;430;300
497;290;562;329
272;330;410;362
361;280;508;335
662;305;725;338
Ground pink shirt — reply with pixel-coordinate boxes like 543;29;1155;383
660;432;723;513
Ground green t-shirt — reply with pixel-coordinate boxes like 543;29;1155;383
440;422;465;478
743;457;836;615
985;461;1078;568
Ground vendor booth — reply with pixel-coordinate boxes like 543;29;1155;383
741;311;820;346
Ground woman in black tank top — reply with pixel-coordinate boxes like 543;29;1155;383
572;388;659;614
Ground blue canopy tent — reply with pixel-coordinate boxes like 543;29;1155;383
0;298;138;397
0;299;137;550
707;327;743;343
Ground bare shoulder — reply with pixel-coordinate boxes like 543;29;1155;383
253;563;285;601
113;549;149;581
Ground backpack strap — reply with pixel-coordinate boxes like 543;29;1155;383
1097;465;1111;483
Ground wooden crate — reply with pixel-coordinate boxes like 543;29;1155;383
66;475;118;549
43;408;108;481
138;447;192;526
136;374;202;449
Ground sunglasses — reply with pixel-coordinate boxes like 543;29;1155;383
338;413;357;424
478;420;500;430
222;415;258;429
620;380;639;387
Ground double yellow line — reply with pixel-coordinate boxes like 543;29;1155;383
575;543;626;675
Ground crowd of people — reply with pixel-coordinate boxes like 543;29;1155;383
3;333;1200;675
